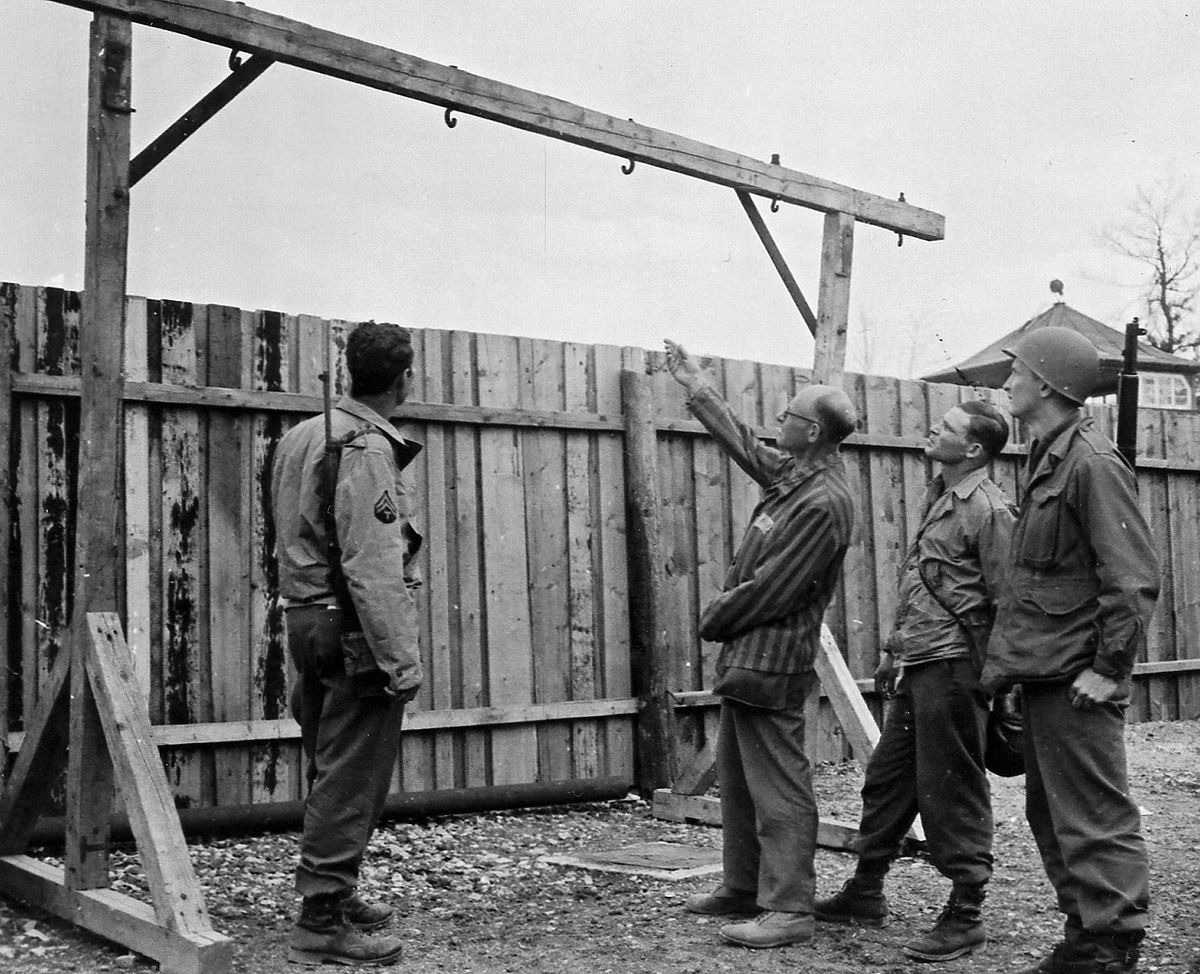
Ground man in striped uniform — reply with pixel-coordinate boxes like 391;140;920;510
665;339;857;950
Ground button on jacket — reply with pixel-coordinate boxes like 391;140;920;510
894;468;1015;667
271;396;424;696
981;415;1159;689
688;386;855;674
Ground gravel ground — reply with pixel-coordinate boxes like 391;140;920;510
1;720;1198;973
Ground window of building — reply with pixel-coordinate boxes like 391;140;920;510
1138;372;1194;410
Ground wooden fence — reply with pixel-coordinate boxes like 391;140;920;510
2;282;1199;811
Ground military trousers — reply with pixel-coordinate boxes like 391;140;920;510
715;672;819;913
1022;680;1148;934
855;657;994;887
286;604;407;900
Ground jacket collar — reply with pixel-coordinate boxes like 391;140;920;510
335;395;423;469
1026;413;1089;488
779;449;843;488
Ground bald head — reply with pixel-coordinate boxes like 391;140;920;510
794;384;857;445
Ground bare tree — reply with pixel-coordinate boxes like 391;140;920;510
1102;178;1200;357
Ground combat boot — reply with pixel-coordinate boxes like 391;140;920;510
288;892;405;967
903;882;986;962
1086;930;1145;974
814;872;889;927
343;890;394;932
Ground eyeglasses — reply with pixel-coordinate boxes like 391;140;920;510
776;409;821;427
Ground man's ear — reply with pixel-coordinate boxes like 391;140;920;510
965;440;984;461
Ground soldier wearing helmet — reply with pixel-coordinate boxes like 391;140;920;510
983;326;1159;974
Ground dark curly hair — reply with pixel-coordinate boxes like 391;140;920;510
346;321;414;396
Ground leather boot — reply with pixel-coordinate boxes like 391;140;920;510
1085;930;1145;974
684;884;758;916
288;892;405;967
343;890;394;932
719;911;815;948
814;871;889;927
903;883;987;962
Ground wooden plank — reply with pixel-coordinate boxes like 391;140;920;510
839;375;876;679
0;856;233;974
593;344;633;781
621;365;676;794
518;338;570;782
49;0;946;240
13;286;38;736
650;791;868;852
204;304;253;805
813;624;880;766
0;285;15;741
863;374;904;684
1164;411;1200;720
735;190;818;334
158;299;208;808
0;650;71;853
85;613;214;933
404;328;457;790
449;330;488;787
248;310;293;802
564;341;603;778
476;333;538;785
68;13;134;886
124;298;153;703
813;212;854;385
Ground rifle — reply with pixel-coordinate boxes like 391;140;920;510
1116;317;1145;468
319;325;362;631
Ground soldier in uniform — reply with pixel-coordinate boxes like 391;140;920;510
982;326;1159;974
815;400;1015;962
665;339;857;950
271;321;424;967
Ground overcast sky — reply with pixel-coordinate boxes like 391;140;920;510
3;1;1198;378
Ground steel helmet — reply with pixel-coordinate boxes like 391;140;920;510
1003;326;1099;405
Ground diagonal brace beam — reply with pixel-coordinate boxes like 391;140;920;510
130;52;274;186
736;190;818;337
47;0;944;239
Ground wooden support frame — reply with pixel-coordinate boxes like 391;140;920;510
50;0;944;240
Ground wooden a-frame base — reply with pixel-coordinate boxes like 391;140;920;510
0;614;232;974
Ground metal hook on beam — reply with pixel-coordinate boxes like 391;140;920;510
897;192;906;247
444;108;458;128
228;49;244;71
771;197;781;214
621;158;636;175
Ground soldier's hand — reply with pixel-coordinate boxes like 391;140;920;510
874;653;898;698
664;339;706;392
1067;667;1121;708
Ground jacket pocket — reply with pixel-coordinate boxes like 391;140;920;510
1022;577;1094;616
1017;484;1068;570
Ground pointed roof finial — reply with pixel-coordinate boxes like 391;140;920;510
1050;279;1064;301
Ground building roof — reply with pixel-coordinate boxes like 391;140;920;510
922;302;1200;397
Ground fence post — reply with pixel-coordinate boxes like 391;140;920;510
620;366;676;796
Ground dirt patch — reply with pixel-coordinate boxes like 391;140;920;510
3;720;1199;973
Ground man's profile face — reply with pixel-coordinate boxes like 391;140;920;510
925;406;976;465
776;388;822;452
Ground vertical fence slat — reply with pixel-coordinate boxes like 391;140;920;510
1164;410;1200;719
0;285;15;740
13;287;38;734
206;303;253;805
123;298;152;706
248;310;292;802
476;333;538;785
449;330;488;786
520;339;570;781
594;344;632;780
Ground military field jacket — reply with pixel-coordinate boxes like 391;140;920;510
271;396;424;696
981;415;1160;690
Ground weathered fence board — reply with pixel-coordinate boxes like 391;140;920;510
3;280;1199;808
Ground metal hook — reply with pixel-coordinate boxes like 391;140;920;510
444;108;458;129
621;158;636;175
897;192;906;247
228;49;244;71
770;197;781;214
